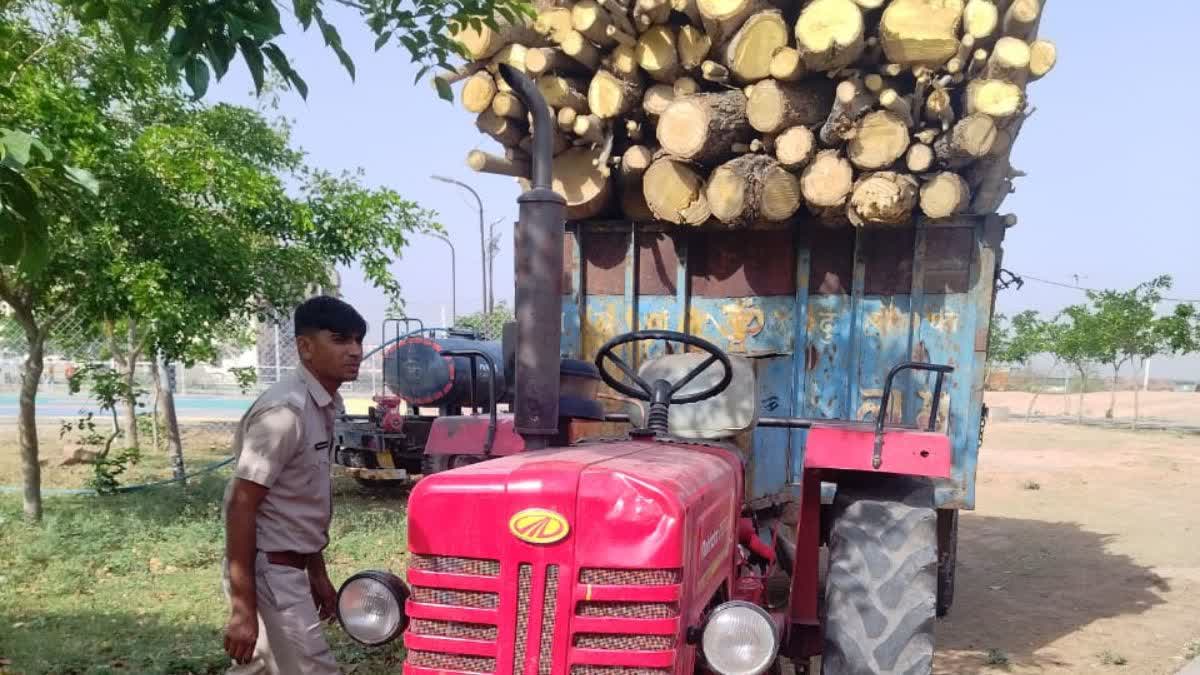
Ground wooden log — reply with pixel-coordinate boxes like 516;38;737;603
914;128;939;145
518;128;570;156
625;119;645;140
848;110;911;170
455;17;543;60
636;24;681;83
801;150;854;218
698;0;768;42
747;79;835;134
769;47;806;82
967;47;988;79
657;90;753;164
905;142;934;173
619;177;658;219
573;0;618;47
589;69;645;118
491;91;527;119
600;0;639;35
606;24;638;47
674;76;700;96
462;71;498;113
468;150;530;178
750;138;770;153
965;78;1025;119
560;30;602;69
605;43;641;80
678;25;714;70
924;86;954;129
557;106;579;133
968;108;1028;213
634;0;672;29
946;34;975;74
574;114;607;143
963;0;998;40
701;60;731;84
919;171;971;218
775;125;816;170
1028;39;1056;80
476;110;526;146
536;7;576;44
985;36;1031;82
672;0;705;25
643;157;712;224
863;72;884;93
878;88;914;128
620;144;656;179
525;47;587;76
643;83;676;117
724;10;790;84
437;61;486;86
879;0;965;66
848;171;918;226
707;153;802;224
934;112;997;167
552;146;614;219
489;43;529;74
1002;0;1040;39
538;75;589;113
853;0;885;8
819;77;873;146
794;0;866;72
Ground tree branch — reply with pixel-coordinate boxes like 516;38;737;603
330;0;370;11
7;40;51;86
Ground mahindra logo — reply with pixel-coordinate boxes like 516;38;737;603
509;508;570;545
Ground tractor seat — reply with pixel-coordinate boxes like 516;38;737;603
627;352;758;440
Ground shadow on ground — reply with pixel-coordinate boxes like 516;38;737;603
936;514;1169;672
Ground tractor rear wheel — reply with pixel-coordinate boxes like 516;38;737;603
936;509;959;618
822;477;937;675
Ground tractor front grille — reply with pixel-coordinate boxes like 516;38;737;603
570;568;681;672
574;633;675;651
578;568;681;586
409;618;498;641
577;601;680;619
410;586;499;609
410;554;501;576
408;650;496;673
538;566;560;675
570;667;671;675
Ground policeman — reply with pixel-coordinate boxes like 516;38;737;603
222;296;366;674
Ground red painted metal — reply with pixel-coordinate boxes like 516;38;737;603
805;423;952;479
403;439;744;674
690;230;795;298
737;518;775;564
785;470;822;657
424;414;526;457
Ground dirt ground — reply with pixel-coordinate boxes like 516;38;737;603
935;422;1200;674
985;390;1200;424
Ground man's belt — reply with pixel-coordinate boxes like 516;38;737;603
265;550;312;570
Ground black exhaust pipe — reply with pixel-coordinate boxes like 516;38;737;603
498;64;564;450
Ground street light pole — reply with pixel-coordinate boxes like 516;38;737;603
431;175;487;314
429;232;457;323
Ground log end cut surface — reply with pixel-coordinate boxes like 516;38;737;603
643;157;711;224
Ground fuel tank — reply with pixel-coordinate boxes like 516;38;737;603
382;335;510;408
402;438;744;674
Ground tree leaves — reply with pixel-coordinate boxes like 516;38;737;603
315;10;355;80
183;56;209;98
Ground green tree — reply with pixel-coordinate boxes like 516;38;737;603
988;310;1053;418
0;7;439;521
454;301;513;340
1048;305;1106;424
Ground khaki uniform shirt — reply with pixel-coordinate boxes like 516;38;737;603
224;364;342;554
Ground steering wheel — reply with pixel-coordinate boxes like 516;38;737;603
594;330;733;433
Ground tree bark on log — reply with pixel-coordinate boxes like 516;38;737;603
657;89;753;164
525;47;587;75
724;10;789;84
847;110;911;170
553;146;614;218
560;30;603;69
769;47;806;81
589;69;646;118
698;0;768;43
965;78;1025;119
462;71;498;113
477;110;527;146
573;0;618;47
643;156;712;224
775;125;816;170
934;112;997;167
879;0;965;66
795;0;866;72
636;24;681;82
848;171;918;226
748;78;835;133
634;0;672;30
707;153;802;224
820;77;874;145
456;17;544;60
879;88;914;127
469;149;531;177
919;171;970;218
1002;0;1041;39
801;149;854;208
537;7;576;44
538;74;590;112
574;113;607;142
678;25;714;70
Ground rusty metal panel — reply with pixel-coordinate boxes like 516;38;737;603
563;227;578;296
923;228;973;294
638;232;679;296
582;295;632;362
635;296;685;363
689;296;795;356
561;297;581;358
691;230;795;298
584;231;630;295
852;297;914;423
863;228;915;296
808;227;856;295
802;294;852;419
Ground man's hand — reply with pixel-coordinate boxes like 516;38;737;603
311;573;339;622
223;607;259;664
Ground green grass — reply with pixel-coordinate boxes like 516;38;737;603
0;471;412;674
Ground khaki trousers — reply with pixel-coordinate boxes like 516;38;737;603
222;552;340;675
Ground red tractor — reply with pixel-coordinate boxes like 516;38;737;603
332;65;979;675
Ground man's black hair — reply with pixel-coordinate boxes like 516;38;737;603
294;296;367;339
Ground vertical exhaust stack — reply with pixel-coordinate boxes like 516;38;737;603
498;64;564;450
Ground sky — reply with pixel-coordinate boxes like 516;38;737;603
213;4;1200;379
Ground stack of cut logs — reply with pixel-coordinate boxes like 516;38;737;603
444;0;1054;227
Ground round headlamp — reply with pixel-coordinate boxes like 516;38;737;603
336;570;409;646
701;601;781;675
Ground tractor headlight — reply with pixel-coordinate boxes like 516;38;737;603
336;570;409;646
701;601;780;675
